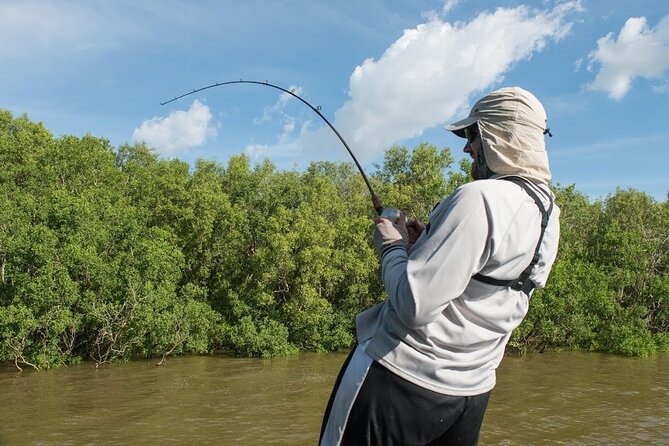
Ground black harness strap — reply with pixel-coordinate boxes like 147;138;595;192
472;176;553;294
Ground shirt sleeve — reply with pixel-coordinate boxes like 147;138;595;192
380;185;492;328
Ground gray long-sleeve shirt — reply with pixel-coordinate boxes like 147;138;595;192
356;176;560;396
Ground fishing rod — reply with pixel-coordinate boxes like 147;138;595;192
161;79;399;221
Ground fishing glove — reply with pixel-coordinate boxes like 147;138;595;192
373;213;408;257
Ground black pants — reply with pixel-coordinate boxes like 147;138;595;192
320;354;490;446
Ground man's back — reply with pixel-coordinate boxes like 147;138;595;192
361;176;560;395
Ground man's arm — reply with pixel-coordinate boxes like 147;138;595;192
380;185;492;328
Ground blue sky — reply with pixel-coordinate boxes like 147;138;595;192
2;0;668;201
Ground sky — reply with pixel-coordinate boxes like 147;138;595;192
2;0;668;202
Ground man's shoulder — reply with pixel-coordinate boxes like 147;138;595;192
434;180;500;218
456;179;499;192
451;178;551;215
453;179;510;200
456;177;550;199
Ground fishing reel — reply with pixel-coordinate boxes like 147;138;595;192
379;206;401;224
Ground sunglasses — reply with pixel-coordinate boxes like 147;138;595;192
464;126;479;144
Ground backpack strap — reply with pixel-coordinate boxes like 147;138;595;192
472;176;554;294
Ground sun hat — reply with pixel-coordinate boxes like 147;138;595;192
446;87;552;184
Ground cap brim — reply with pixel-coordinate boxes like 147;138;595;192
445;116;478;138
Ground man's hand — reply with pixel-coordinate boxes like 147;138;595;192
373;213;408;256
406;220;426;249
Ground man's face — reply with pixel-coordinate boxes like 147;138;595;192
464;125;482;180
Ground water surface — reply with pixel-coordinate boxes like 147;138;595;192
0;352;667;445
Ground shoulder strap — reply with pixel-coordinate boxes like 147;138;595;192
472;176;553;294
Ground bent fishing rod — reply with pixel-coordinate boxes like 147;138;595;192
161;79;399;221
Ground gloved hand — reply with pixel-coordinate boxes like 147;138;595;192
407;219;427;249
373;212;408;256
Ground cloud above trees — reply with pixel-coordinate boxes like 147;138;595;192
587;15;669;100
132;100;217;154
303;2;583;160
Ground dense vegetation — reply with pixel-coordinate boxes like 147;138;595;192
1;111;667;370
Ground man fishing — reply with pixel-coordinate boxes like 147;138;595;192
320;87;561;445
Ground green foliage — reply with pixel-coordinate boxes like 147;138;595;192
511;185;669;356
226;316;297;358
373;143;460;221
0;113;222;369
1;110;667;369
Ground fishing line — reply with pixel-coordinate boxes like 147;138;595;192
161;79;398;220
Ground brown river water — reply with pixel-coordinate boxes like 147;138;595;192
0;351;667;445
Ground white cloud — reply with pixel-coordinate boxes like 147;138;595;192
281;118;297;140
301;1;583;160
587;15;669;100
242;89;316;166
254;85;304;125
251;85;308;148
442;0;460;16
652;81;669;95
245;143;269;162
132;100;217;155
422;0;459;21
